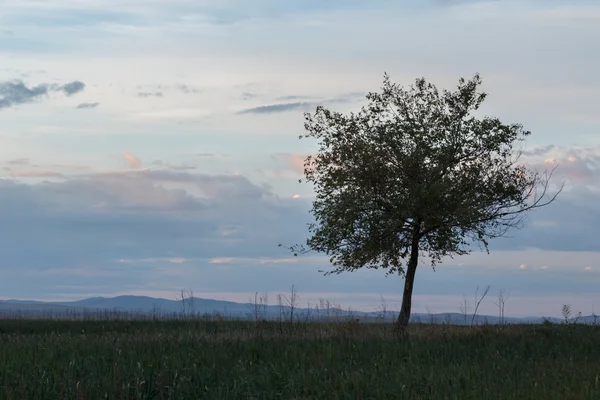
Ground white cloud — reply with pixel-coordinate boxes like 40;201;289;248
259;258;298;265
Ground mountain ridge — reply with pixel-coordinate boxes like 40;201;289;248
0;295;596;325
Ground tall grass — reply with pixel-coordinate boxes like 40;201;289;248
0;318;598;399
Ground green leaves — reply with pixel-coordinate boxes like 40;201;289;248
294;73;562;277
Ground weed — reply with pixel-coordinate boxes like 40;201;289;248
0;319;597;399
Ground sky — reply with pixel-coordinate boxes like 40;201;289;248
0;0;599;318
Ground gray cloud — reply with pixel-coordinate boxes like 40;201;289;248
60;81;85;96
0;79;85;109
137;92;163;98
76;102;99;109
522;144;556;157
152;160;197;170
328;91;366;104
238;92;366;115
6;158;32;166
237;101;313;115
176;84;202;94
275;95;318;101
241;92;258;100
0;157;597;263
1;151;599;306
0;169;312;278
8;170;65;178
487;186;600;252
134;84;203;98
0;81;49;109
195;153;231;158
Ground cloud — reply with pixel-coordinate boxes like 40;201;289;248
0;153;599;311
194;153;231;158
137;92;163;97
122;152;142;169
432;0;490;6
47;163;94;173
2;158;66;179
133;84;202;98
60;81;85;96
475;147;600;252
6;158;32;166
522;145;600;188
236;92;366;115
259;258;298;264
271;153;309;175
327;92;366;104
522;144;556;157
209;257;235;264
241;92;258;100
0;168;312;274
2;0;600;308
76;102;99;109
0;81;49;109
0;79;85;109
275;95;318;101
151;160;196;170
237;101;313;114
285;153;308;174
175;84;201;94
8;170;65;178
118;257;188;264
131;108;211;120
39;175;202;212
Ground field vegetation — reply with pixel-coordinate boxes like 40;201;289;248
0;313;598;399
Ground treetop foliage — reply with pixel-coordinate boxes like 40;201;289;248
291;73;561;277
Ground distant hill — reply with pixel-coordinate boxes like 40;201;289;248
0;295;596;325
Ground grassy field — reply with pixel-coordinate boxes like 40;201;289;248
0;318;598;399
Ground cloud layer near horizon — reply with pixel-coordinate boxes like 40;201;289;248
0;145;599;317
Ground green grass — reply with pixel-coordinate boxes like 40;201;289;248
0;319;598;399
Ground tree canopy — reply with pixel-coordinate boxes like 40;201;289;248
284;73;562;333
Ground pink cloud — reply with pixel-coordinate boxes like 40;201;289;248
218;225;240;236
525;145;600;186
117;257;189;264
208;257;235;264
123;151;142;169
287;153;307;174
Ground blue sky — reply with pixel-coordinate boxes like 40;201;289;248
1;0;599;317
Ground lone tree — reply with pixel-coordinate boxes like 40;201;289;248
284;73;562;334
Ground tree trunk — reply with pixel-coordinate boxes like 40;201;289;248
394;233;420;337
